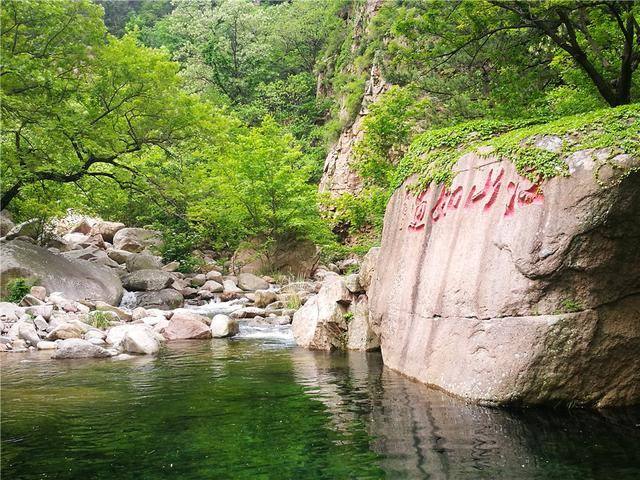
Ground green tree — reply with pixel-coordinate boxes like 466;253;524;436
1;0;201;208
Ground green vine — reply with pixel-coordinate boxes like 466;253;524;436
396;104;639;192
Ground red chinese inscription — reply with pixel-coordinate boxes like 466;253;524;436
408;168;543;231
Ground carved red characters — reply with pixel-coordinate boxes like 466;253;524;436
408;167;543;230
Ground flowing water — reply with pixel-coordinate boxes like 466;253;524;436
2;326;639;480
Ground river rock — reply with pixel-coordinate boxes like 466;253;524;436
170;309;212;326
190;274;206;287
20;294;44;306
23;304;53;320
121;325;162;354
237;273;269;291
222;279;242;293
123;270;173;291
126;253;163;272
292;275;352;350
15;322;40;345
1;240;123;305
205;270;223;283
201;280;223;293
210;314;239;338
163;316;211;340
95;301;132;321
253;290;277;308
0;302;22;322
30;286;47;301
369;150;640;407
36;341;57;350
52;338;112;359
112;228;162;253
47;322;84;340
90;220;125;242
107;249;133;265
134;289;184;310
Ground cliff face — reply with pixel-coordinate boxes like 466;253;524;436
369;148;640;407
318;0;389;197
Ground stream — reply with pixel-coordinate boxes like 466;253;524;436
2;325;639;479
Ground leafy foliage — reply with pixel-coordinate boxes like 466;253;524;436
4;278;33;303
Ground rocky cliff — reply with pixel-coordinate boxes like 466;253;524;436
369;146;640;407
318;0;388;197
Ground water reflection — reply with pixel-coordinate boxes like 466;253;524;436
2;340;639;480
293;349;640;480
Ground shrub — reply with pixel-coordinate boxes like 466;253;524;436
86;311;113;330
4;278;34;303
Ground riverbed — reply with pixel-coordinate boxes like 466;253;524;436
2;325;639;479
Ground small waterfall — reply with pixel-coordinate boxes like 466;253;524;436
119;290;137;311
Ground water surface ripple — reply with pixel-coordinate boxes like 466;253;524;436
2;336;639;479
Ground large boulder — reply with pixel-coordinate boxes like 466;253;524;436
112;228;162;253
4;219;41;240
123;270;173;291
1;240;123;305
292;275;352;350
231;238;319;277
370;149;640;407
52;338;112;359
134;289;183;310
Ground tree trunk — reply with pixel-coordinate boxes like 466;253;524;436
1;182;22;209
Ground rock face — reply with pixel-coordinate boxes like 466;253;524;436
369;151;640;407
231;238;319;277
1;240;123;305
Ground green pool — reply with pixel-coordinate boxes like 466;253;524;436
2;335;639;479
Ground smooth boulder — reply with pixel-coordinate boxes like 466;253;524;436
1;240;123;305
237;273;269;291
163;316;211;340
112;228;162;253
210;314;239;338
123;270;173;292
52;338;112;359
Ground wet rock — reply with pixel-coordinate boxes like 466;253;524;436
52;338;112;359
209;314;239;338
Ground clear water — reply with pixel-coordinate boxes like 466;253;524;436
2;331;639;480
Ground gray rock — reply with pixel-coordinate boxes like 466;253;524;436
112;228;162;253
4;219;41;240
222;279;242;293
237;273;269;291
344;274;364;294
52;339;112;359
30;285;47;301
121;325;162;354
254;289;277;308
126;253;163;272
134;289;183;310
1;240;123;305
0;302;22;322
33;315;48;331
0;210;15;237
201;280;223;293
358;247;380;293
36;340;57;350
190;274;206;287
123;270;173;292
90;220;125;242
95;301;132;321
107;249;133;265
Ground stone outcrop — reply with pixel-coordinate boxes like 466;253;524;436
231;238;319;277
369;150;640;407
1;240;123;305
